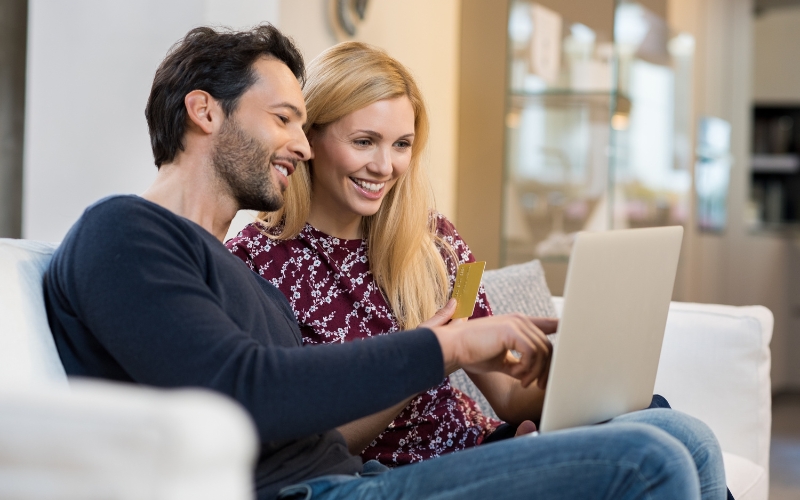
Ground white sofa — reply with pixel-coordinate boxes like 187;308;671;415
0;238;773;499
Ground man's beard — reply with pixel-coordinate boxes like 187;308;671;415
212;117;284;212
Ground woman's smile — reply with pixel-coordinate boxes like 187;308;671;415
350;177;387;198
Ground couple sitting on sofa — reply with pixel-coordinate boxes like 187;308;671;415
44;24;730;500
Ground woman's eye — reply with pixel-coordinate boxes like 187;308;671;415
277;115;289;124
395;141;411;149
354;139;372;147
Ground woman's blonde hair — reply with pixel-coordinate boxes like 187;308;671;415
258;41;452;329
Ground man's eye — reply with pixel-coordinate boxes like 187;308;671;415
278;115;289;124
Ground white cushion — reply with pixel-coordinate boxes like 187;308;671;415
653;302;772;473
0;380;258;500
723;452;768;500
0;239;66;389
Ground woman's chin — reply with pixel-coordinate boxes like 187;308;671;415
350;200;384;218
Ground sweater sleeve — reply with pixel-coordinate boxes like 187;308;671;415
50;198;445;443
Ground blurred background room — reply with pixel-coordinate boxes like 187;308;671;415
1;0;799;498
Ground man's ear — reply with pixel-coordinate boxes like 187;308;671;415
184;90;222;135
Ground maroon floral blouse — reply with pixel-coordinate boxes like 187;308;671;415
226;214;501;466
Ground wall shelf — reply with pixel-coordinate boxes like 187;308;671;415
750;105;800;225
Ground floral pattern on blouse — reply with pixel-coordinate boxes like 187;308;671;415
226;213;501;466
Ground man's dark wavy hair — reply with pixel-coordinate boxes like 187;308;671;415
145;24;305;168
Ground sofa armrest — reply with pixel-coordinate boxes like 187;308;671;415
0;380;258;499
551;297;772;473
654;302;772;472
0;239;65;389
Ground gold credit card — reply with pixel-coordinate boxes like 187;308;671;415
451;261;486;319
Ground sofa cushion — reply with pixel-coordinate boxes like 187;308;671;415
652;302;773;474
0;239;66;389
449;259;556;420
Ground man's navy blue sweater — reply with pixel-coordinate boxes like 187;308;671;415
44;196;444;499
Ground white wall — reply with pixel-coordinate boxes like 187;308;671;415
23;0;279;242
279;0;462;223
753;5;800;103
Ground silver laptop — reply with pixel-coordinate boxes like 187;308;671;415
538;226;684;433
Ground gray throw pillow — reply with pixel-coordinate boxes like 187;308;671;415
449;259;556;421
482;259;557;318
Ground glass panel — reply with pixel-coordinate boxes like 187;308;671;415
610;2;693;230
507;1;614;94
501;0;694;284
504;92;611;266
504;1;615;274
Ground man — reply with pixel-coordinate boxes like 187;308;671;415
44;25;724;500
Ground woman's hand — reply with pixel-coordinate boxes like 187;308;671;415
419;298;459;328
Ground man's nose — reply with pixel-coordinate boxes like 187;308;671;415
289;129;311;162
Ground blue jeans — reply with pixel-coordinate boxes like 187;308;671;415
277;409;726;500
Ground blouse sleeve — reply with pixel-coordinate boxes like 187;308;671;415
434;213;493;319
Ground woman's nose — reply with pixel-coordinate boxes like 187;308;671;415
369;147;393;176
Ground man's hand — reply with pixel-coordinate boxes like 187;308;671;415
430;314;553;390
528;317;558;335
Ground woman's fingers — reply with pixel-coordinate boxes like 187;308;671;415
420;299;457;328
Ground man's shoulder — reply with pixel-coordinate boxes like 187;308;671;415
80;195;175;227
71;195;202;244
53;195;204;272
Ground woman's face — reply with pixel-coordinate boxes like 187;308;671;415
308;96;415;223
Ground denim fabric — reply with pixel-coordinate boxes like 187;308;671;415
277;409;726;500
483;393;675;444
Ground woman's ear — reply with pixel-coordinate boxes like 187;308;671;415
184;90;222;135
306;128;317;160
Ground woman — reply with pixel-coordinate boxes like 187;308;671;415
226;42;546;467
226;42;734;499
